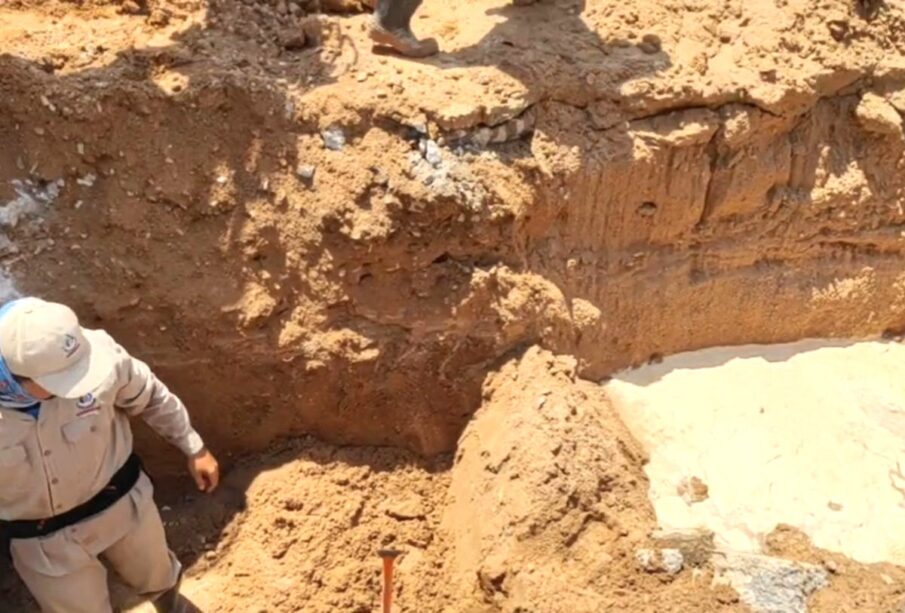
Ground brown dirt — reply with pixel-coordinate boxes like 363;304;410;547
2;0;905;609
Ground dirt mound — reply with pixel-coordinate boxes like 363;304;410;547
173;439;451;612
440;347;730;612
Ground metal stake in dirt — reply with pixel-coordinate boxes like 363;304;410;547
378;548;402;613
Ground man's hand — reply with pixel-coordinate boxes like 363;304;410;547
188;448;220;492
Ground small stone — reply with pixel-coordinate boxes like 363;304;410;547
660;549;683;574
76;174;96;187
677;476;709;504
855;92;903;136
384;492;426;520
148;8;171;26
636;548;684;575
119;0;142;14
638;34;661;54
827;19;849;41
39;95;56;112
714;552;828;613
420;139;443;167
296;164;316;181
637;549;656;570
280;29;307;51
34;127;45;136
637;201;657;216
321;126;346;151
652;529;714;567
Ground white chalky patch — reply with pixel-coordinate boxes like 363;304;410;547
605;340;905;565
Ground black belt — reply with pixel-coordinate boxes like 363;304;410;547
0;453;142;540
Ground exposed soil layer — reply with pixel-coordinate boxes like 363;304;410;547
3;0;905;468
2;0;905;610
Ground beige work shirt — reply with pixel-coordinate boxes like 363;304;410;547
0;329;204;522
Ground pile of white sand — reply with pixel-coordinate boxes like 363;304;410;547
605;340;905;565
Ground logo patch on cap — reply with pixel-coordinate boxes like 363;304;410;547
62;334;80;358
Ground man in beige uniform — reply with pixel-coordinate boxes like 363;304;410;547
0;297;220;613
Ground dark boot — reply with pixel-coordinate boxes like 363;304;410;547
370;0;438;58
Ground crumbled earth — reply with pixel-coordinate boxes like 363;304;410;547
2;0;905;610
0;436;453;612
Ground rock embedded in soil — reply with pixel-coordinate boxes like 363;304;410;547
295;163;316;181
321;126;346;151
714;551;828;613
677;475;709;504
383;492;427;520
279;28;307;50
638;34;662;54
635;548;684;575
652;529;715;567
855;93;904;136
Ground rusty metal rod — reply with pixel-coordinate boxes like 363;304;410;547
378;549;402;613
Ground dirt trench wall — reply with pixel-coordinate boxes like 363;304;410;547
527;93;905;379
2;1;905;478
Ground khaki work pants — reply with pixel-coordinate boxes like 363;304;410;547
10;473;181;613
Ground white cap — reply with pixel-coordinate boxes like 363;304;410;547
0;298;115;399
